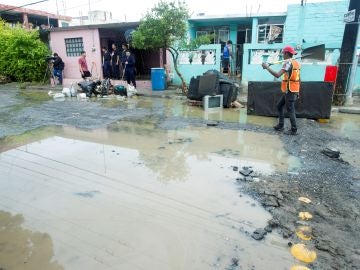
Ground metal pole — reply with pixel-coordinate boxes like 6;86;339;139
346;19;360;105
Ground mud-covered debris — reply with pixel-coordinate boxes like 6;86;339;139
231;258;239;266
251;228;267;240
264;225;273;233
321;147;340;159
295;220;310;226
262;195;280;207
268;218;281;228
282;228;293;239
299;211;313;220
239;168;253;176
296;226;312;241
206;121;219;127
290;243;317;263
315;239;345;257
298;197;312;204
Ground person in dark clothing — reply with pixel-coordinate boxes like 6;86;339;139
262;45;301;135
111;44;120;79
102;47;111;79
52;53;64;85
124;50;136;88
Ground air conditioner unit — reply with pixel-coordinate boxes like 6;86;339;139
202;95;223;110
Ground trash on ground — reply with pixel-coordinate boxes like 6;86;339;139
62;87;71;97
290;265;311;270
299;212;313;221
251;228;267;240
295;226;312;241
53;93;65;100
298;197;312;204
290;243;317;263
321;147;340;159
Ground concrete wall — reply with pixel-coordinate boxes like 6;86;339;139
169;44;222;85
242;1;349;83
49;29;102;79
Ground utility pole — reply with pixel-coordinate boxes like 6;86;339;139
334;0;360;105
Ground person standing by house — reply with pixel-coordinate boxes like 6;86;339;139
52;53;64;85
102;46;111;79
78;51;91;79
124;50;136;88
261;45;301;135
111;43;120;79
120;44;128;78
222;40;233;76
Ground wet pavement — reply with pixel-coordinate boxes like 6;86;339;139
0;125;298;270
0;84;360;270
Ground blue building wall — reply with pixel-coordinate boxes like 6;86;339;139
242;1;349;83
182;1;360;88
172;44;222;85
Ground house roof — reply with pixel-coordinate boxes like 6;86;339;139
189;12;287;22
49;22;140;32
0;3;72;21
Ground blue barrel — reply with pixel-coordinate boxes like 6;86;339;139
151;68;166;91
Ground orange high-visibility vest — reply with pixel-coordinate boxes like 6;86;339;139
281;60;301;93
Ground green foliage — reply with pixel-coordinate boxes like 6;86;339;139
132;1;189;50
0;19;50;82
132;1;213;90
182;34;215;50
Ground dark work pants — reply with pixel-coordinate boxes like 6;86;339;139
277;91;298;130
125;68;136;88
103;61;111;79
112;64;120;79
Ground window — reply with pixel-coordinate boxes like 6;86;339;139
257;24;284;43
195;26;229;44
245;29;252;43
196;31;208;38
65;38;84;57
218;30;229;44
61;22;69;27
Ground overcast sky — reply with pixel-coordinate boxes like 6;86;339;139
3;0;347;21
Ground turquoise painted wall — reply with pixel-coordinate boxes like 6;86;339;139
172;44;222;85
242;1;349;83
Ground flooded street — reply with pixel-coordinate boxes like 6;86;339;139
0;86;359;270
0;123;299;270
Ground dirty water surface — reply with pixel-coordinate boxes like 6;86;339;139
0;122;299;270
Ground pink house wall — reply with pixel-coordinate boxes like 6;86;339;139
49;29;102;79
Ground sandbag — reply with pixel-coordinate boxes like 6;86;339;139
187;76;201;100
219;83;238;108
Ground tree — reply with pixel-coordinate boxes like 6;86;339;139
132;1;212;93
0;19;50;82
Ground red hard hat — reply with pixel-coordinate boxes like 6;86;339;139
283;45;297;55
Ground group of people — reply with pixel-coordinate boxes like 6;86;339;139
51;43;137;89
52;42;301;135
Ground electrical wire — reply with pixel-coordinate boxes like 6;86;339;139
0;0;49;14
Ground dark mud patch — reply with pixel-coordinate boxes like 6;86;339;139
235;121;360;270
0;210;63;270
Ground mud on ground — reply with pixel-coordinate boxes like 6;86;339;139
0;84;359;269
236;121;360;270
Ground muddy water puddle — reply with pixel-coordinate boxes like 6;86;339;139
0;123;300;270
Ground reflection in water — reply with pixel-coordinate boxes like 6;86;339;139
0;210;63;270
63;122;299;180
321;111;360;140
0;125;297;269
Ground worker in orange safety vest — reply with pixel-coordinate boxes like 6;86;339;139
262;45;301;135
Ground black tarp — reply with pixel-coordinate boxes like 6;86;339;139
247;81;334;119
